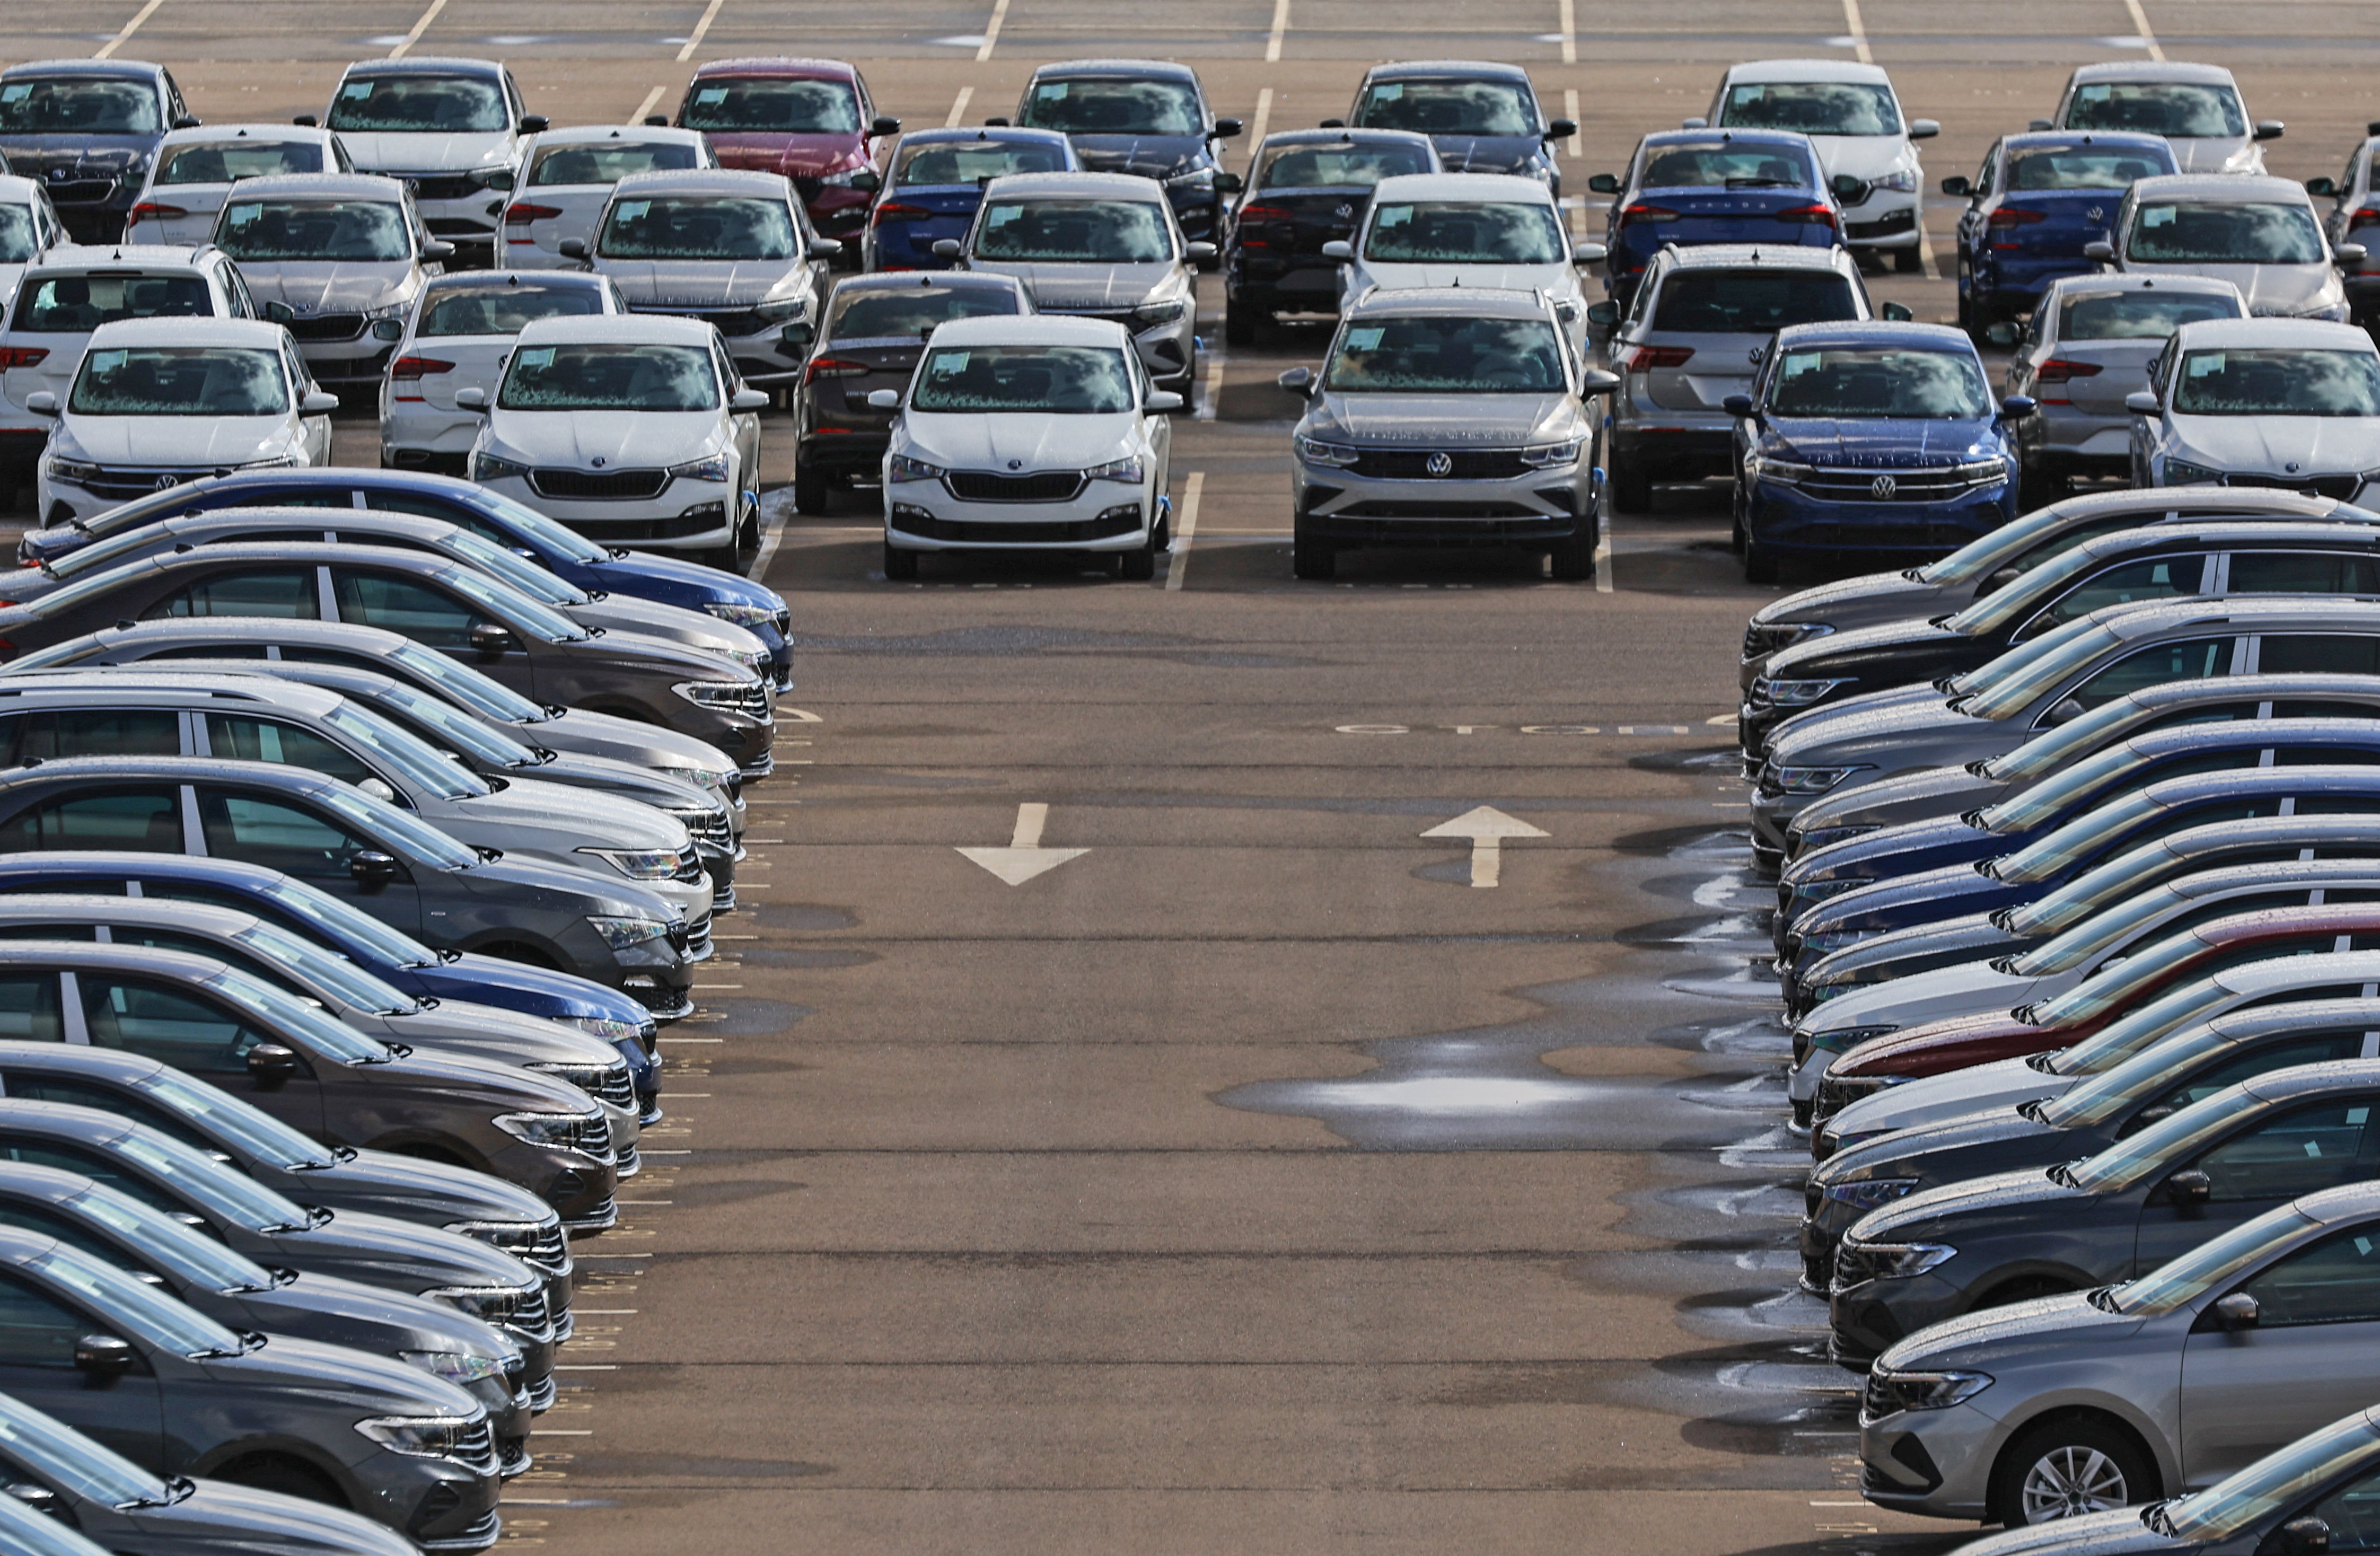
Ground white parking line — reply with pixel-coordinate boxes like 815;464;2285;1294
1164;471;1204;592
1838;0;1873;64
976;0;1009;62
1594;503;1613;593
676;0;724;63
2124;0;2167;61
1556;0;1576;64
1246;87;1273;169
1265;0;1289;61
94;0;166;60
387;0;449;59
631;85;667;125
1195;349;1225;420
945;86;973;128
1564;89;1583;158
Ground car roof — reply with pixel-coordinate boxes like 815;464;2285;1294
155;124;335;149
0;891;261;936
0;176;39;205
1998;129;2173;155
1723;58;1895;86
2290;1180;2380;1224
0;669;351;716
692;57;861;82
0;938;236;982
1639;127;1816;152
2199;997;2380;1042
2164;859;2380;900
22;244;218;275
829;270;1024;297
145;504;454;535
2127;172;2312;204
529;124;708;148
977;170;1166;201
1343;285;1551;321
337;57;507;79
2161;812;2380;860
2093;593;2380;640
422;269;610;295
2127;716;2380;763
898;125;1071;147
512;311;718;346
607;167;791;198
82;315;291;350
214;171;410;203
0;1096;162;1146
2218;948;2380;996
1369;171;1552;203
2066;520;2380;557
2038;486;2342;522
2041;271;2244;301
2243;1058;2380;1103
0;849;289;889
0;753;336;795
1362;59;1535;84
1771;319;1975;351
1258;128;1435;150
77;617;414;652
2070;60;2240;87
2145;764;2380;808
0;1159;144;1207
921;312;1132;347
2170;316;2375;350
1657;242;1858;272
0;60;163;82
1027;58;1201;83
2129;671;2380;709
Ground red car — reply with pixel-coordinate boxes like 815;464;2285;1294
677;57;899;256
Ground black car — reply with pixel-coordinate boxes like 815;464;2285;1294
1221;128;1439;344
1007;59;1243;253
1335;60;1574;191
0;61;195;242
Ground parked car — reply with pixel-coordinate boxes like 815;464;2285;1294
2092;173;2356;321
322;58;543;267
1011;59;1239;252
1696;58;1937;270
1220;128;1436;345
501;124;713;269
863;126;1078;274
380;270;622;476
1339;59;1571;188
2039;61;2280;177
125;124;354;247
2130;318;2380;500
673;56;893;254
1323;172;1599;351
0;61;195;243
1944;130;2177;329
1592;128;1845;309
2309;129;2380;325
0;175;66;315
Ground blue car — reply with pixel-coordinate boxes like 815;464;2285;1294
1728;321;2024;583
1589;128;1844;306
11;467;794;690
0;60;194;242
1944;130;2176;331
862;126;1077;271
0;850;664;1120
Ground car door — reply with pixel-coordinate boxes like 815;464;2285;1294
62;970;327;1138
2254;636;2380;676
190;785;422;935
2017;553;2217;641
2044;634;2244;720
140;565;323;623
0;1269;163;1472
326;566;530;687
2222;552;2380;599
0;785;187;856
2127;1031;2380;1130
0;708;181;762
2137;1095;2380;1277
2181;1213;2380;1485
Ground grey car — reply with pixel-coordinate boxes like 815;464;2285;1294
321;58;542;268
1601;243;1884;511
1279;286;1616;581
2089;174;2355;321
2309;135;2380;324
1858;1178;2380;1526
2039;61;2280;178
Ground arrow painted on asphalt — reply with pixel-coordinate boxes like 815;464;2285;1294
1420;805;1548;889
957;803;1088;885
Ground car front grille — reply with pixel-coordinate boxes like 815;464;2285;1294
2224;472;2365;502
560;512;719;541
1786;464;2006;503
1331;500;1544;520
45;179;116;206
1832;1241;1878;1290
285;313;365;343
898;510;1141;544
616;1139;640;1176
674;807;734;849
589;1062;636;1111
1345;448;1532;480
673;844;707;884
451;1419;499;1475
945;470;1086;503
631;303;774;337
405;174;486;202
530;468;670;500
684;913;714;960
70;467;230;502
1030;304;1137;328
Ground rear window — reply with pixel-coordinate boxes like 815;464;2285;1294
417;283;605;338
1255;142;1435;189
526;140;701;187
12;272;213;333
2060;291;2242;340
893;140;1070;186
155;140;326;186
1650;270;1857;333
827;286;1019;341
2004;146;2171;190
1640;144;1814;189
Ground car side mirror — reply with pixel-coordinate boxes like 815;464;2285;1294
302;390;340;415
812;236;845;257
557;238;587;260
1880;301;1913;322
1578;368;1621;397
1277;365;1314;398
1939;174;1972;197
261;300;295;324
2255;120;2286;142
482;169;514;192
1999;393;2035;418
983;116;1009;127
866;389;901;409
171;114;200;131
2124;390;2160;415
348;850;399;886
2339;243;2369;267
1586;300;1619;330
1320;239;1354;261
245;1041;299;1088
1586;172;1619;195
423;241;455;264
370;318;404;341
931;238;964;260
2044;697;2087;725
2027;117;2053;132
468;620;514;655
1681;117;1708;130
731;388;770;411
72;1334;135;1378
1143;389;1184;413
1544;117;1577;141
355;777;397;804
2;1484;56;1518
2084;240;2115;263
1212;117;1244;139
1721;393;1755;418
1570;241;1606;265
2132;1103;2177;1130
2210;1290;2261;1330
1185;241;1218;264
453;386;487;412
2307;176;2340;198
1214;170;1243;194
644;113;670;127
2275;1518;2333;1556
22;392;55;417
870;115;902;138
1983;321;2018;347
2167;1168;2214;1207
520;114;549;135
1832;173;1869;203
292;114;318;128
1908;118;1939;140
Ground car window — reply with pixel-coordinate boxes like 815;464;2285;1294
2305;1460;2380;1553
2061;292;2241;340
1020;77;1202;136
2007;146;2170;190
0;77;159;135
0;1202;161;1285
682;77;860;135
0;978;60;1043
2261;637;2380;676
1640;143;1814;188
598;195;797;262
2230;553;2380;595
12;272;214;333
0;1274;87;1370
77;975;274;1079
2067;636;2237;709
1252;141;1432;189
195;789;377;881
2174;349;2380;417
0;1142;171;1217
827;286;1021;341
0;790;182;854
1970;145;1996;198
1324;315;1566;394
202;715;377;788
416;284;604;338
1718;81;1900;136
144;569;319;621
975;198;1172;263
1353;79;1533;136
2193;1098;2380;1202
2236;1217;2380;1325
2028;556;2208;634
0;1077;194;1150
330;570;479;650
2067;81;2246;138
2148;1035;2374;1120
328;74;507;134
2131;202;2326;265
0;709;181;762
217;200;412;265
1364;200;1565;265
1649;271;1858;333
1769;346;1991;418
526;140;701;186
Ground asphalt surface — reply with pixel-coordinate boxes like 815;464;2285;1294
10;3;2380;1553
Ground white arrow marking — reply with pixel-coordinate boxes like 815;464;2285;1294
1419;805;1548;889
956;802;1089;885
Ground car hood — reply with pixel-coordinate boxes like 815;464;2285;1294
1946;1505;2186;1556
571;593;763;662
903;409;1137;471
250;1268;515;1358
1764;611;1975;683
960;258;1178;310
0;138;152;178
2165;136;2262;176
1857;1164;2083;1244
381;988;630;1063
1754;565;1953;629
235;262;416;314
485;409;725;469
333;129;512;174
1796;766;2005;833
146;1478;422;1556
707;131;867;178
454;848;688;925
1767;417;2004;468
300;1145;559;1228
1799;134;1914;180
1833;1008;2051;1076
594;259;806;307
449;773;690;854
2125;260;2337;315
1805;957;2036;1038
1305;391;1582;444
1827;1053;2069;1140
1068;136;1210;181
1766;691;1975;768
2167;412;2380;474
286;1203;542;1291
56;415;293;468
538;706;740;776
201;1330;481;1419
1427;135;1549;176
1878;1287;2144;1370
1817;1101;2060;1187
1356;258;1573;293
1784;810;1990;888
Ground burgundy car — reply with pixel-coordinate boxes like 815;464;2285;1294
676;57;899;256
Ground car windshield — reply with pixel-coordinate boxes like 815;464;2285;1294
2165;1414;2380;1542
1363;200;1565;264
2051;975;2238;1073
828;286;1018;341
385;640;544;722
2067;81;2247;139
1984;696;2159;781
2021;919;2222;1026
1980;742;2149;831
498;341;718;411
155;139;325;186
598;195;795;261
1952;620;2126;720
2110;1201;2316;1314
12;272;214;333
2065;1085;2265;1195
894;140;1070;186
682;77;858;134
68;1181;278;1291
2008;884;2189;977
1324;314;1566;393
369;680;538;768
2038;1023;2239;1127
135;1069;334;1168
438;529;589;608
254;873;442;969
109;1127;311;1231
0;1390;169;1509
974;198;1171;263
2130;201;2326;264
431;564;584;644
1020;78;1203;136
456;488;608;564
2061;291;2242;341
2174;349;2380;417
1641;144;1815;187
2008;836;2188;932
910;343;1135;414
1768;346;1991;418
322;704;484;800
211;966;391;1063
526;139;700;187
2006;146;2172;190
0;77;158;136
0;207;36;265
68;347;287;418
417;283;604;338
305;781;477;872
1995;790;2161;878
1653;271;1859;333
1354;80;1535;137
1257;141;1435;188
1720;81;1900;136
216;199;411;263
29;1245;242;1358
328;74;507;134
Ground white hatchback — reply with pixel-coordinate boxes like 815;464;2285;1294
379;269;625;477
502;125;715;269
124;124;353;246
2130;316;2380;503
1324;172;1602;350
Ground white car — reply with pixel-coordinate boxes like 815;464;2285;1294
1692;59;1937;271
321;57;544;267
502;125;714;269
2093;174;2356;320
124;124;353;246
1322;172;1601;351
380;269;624;476
0;174;64;314
2038;61;2281;177
28;316;333;523
2131;317;2380;502
463;312;766;569
873;313;1178;582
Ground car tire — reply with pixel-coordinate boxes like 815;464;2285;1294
794;461;830;515
1119;540;1157;582
1893;243;1925;274
1742;537;1778;584
1991;1416;2157;1527
1549;522;1595;581
1225;297;1258;346
215;1454;348;1508
883;541;919;581
1292;525;1336;581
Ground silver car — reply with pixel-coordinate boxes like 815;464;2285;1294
1279;286;1616;581
502;125;713;270
2038;61;2280;177
321;58;542;267
2130;317;2380;502
1860;1180;2380;1526
2004;272;2245;503
380;270;624;477
2089;174;2356;321
2309;134;2380;324
123;124;353;247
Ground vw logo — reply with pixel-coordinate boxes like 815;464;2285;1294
1425;452;1453;477
1748;346;1765;364
153;474;179;491
591;456;606;468
1870;473;1899;499
1007;459;1023;469
2086;205;2105;221
1334;203;1353;218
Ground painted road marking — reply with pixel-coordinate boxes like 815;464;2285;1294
2126;0;2168;60
1334;722;1703;735
1265;0;1289;61
945;86;974;128
676;0;724;61
1556;0;1576;63
630;85;668;124
1421;805;1548;889
388;0;450;58
958;802;1088;885
1165;471;1204;591
977;0;1010;61
1195;347;1224;420
1839;0;1873;63
1245;89;1274;174
94;0;168;59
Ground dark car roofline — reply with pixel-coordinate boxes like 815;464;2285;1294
0;849;287;889
0;1159;140;1205
2142;764;2380;804
1027;58;1203;82
691;56;864;81
0;938;237;980
0;892;264;935
1361;59;1535;82
335;57;510;78
0;60;166;80
2124;717;2380;757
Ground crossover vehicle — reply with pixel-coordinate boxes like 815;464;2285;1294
1944;131;2176;329
945;170;1203;395
674;56;893;253
793;269;1029;512
1728;320;2021;583
381;270;622;475
1222;128;1437;344
125;124;354;247
2309;130;2380;324
501;124;713;268
2130;318;2380;500
464;312;768;569
1338;60;1572;188
1322;172;1600;350
1858;1181;2380;1524
2040;61;2280;177
0;175;65;314
0;61;194;242
322;58;543;266
2092;173;2356;321
1591;128;1845;307
863;125;1078;274
1280;286;1613;581
877;312;1175;581
1012;59;1239;251
208;173;449;390
2004;272;2245;502
1696;59;1937;270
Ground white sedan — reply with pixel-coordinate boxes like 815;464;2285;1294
461;312;767;570
873;313;1178;581
2130;315;2380;502
29;315;334;523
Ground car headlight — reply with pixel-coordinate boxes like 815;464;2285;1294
751;296;810;324
1791;878;1866;906
1752;454;1812;485
673;678;764;711
1520;439;1584;467
1163;165;1216;189
1132;297;1188;326
1084;455;1144;483
2295;301;2353;322
819;166;875;187
702;601;780;630
1822;1177;1923;1212
399;1351;511;1386
577;846;680;881
355;1415;484;1460
441;1220;548;1255
1760;678;1854;708
1798;1023;1899;1059
493;1110;608;1153
1744;621;1834;657
420;1286;525;1322
566;1015;654;1046
669;453;733;482
361;298;411;321
1770;762;1870;794
1862;1365;1990;1417
2162;456;2220;485
526;1060;620;1093
1798;823;1881;849
887;454;945;483
472;450;531;483
45;455;100;483
585;914;675;953
1295;435;1360;468
1870;169;1918;194
1796;930;1861;953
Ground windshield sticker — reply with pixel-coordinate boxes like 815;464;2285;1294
86;349;125;373
338;81;373;99
1373;204;1412;227
0;87;27;104
516;346;554;368
2076;84;2110;104
1779;350;1821;380
1343;327;1384;351
1034;83;1068;100
931;350;968;373
985;204;1021;226
694;86;728;104
1372;83;1402;102
2186;352;2222;376
612;199;649;222
2142;204;2176;227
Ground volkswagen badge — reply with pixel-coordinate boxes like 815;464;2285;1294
592;456;606;468
1426;452;1453;477
1870;473;1899;499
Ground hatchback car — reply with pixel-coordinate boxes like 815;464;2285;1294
1591;128;1846;307
381;271;621;476
322;59;543;267
1280;286;1612;581
676;57;893;255
2040;61;2280;177
2094;174;2356;321
863;126;1078;274
125;124;354;247
1695;59;1937;270
1338;60;1571;188
501;124;714;269
0;61;195;243
1324;172;1600;350
1011;60;1239;251
1221;128;1436;344
2131;317;2380;501
1945;131;2177;330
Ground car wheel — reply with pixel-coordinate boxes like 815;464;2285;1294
1118;541;1157;582
1992;1417;2156;1527
1742;537;1778;584
1548;522;1595;581
794;461;830;515
1292;523;1335;581
215;1454;348;1508
1225;297;1258;347
1892;243;1925;274
883;541;919;581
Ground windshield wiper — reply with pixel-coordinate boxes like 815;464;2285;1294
2141;1500;2176;1536
2047;1160;2080;1188
2086;1284;2120;1313
2015;1097;2046;1123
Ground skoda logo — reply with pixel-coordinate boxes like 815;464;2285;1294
591;456;606;468
294;303;311;313
1870;473;1899;499
1426;452;1453;477
1008;459;1023;469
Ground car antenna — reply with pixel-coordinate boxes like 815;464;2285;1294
507;273;519;285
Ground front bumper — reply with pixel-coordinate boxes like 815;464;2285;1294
477;470;738;554
885;471;1157;553
1292;460;1594;551
1857;1394;2000;1520
1841;191;1921;250
1611;399;1737;480
1742;477;2013;562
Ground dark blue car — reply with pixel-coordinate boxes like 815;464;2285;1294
11;467;794;690
0;850;663;1120
1945;130;2176;331
1589;128;1843;306
1338;60;1571;194
0;60;194;242
1008;60;1242;254
1223;127;1438;344
861;126;1077;272
1728;321;2024;583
